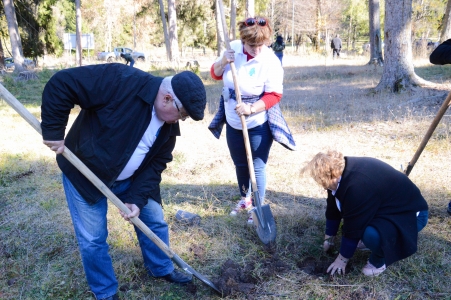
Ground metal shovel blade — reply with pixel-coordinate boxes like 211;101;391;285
251;190;277;245
251;204;277;245
172;254;222;295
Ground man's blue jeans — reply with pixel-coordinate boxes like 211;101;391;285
362;210;429;268
226;121;273;203
62;174;173;299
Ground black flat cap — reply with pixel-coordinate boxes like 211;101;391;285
171;71;206;121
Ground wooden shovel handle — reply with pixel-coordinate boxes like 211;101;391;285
217;0;259;194
0;83;175;259
405;91;451;176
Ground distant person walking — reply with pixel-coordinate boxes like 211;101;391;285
271;35;285;65
331;34;342;59
120;52;135;67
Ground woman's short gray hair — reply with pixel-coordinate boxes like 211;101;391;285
161;76;183;109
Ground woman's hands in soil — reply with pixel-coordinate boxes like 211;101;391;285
327;253;349;276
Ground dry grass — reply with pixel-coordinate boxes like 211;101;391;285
1;53;451;299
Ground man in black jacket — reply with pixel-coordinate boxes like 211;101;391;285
429;39;451;65
41;64;206;300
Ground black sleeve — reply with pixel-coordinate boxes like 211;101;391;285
430;39;451;65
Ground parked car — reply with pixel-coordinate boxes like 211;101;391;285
4;57;14;69
3;57;35;70
97;47;146;63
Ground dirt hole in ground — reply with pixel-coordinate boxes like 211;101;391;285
296;256;329;276
212;254;288;298
296;256;361;280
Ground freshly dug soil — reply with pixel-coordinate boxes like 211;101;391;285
212;254;288;297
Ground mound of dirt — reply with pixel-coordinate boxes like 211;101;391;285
212;255;288;297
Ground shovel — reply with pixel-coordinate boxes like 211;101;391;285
0;83;221;295
404;91;451;176
217;0;277;245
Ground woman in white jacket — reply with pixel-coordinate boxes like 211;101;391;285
209;16;296;224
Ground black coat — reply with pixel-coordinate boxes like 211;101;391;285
430;39;451;65
326;157;428;266
41;63;180;209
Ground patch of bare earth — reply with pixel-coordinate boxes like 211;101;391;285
212;254;288;298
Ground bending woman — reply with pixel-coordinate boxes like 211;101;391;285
302;150;428;276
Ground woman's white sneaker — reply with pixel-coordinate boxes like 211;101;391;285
230;198;252;216
357;240;370;251
362;261;386;276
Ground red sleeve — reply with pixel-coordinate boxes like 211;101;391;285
261;92;282;109
210;63;223;80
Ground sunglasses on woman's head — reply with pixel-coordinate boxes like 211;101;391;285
244;18;267;27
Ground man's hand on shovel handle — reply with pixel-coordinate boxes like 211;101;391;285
43;140;65;154
120;203;140;224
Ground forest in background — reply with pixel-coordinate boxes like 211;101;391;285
0;0;447;62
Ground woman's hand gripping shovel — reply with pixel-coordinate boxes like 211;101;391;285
0;83;221;295
217;0;276;245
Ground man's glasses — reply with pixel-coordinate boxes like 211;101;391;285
174;100;189;121
244;18;267;27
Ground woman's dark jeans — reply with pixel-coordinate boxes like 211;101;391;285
362;210;429;267
226;121;273;203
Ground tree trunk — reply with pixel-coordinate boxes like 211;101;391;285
376;0;427;92
158;0;170;60
246;0;254;18
167;0;179;62
0;38;4;70
315;0;321;52
230;0;237;40
270;0;275;32
440;0;451;42
216;0;226;56
104;0;112;52
3;0;24;72
347;15;352;51
75;0;82;66
368;0;383;66
133;2;136;49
